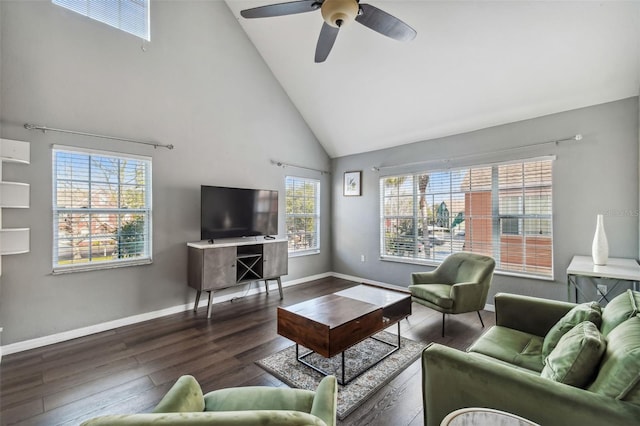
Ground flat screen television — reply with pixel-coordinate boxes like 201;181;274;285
201;185;278;241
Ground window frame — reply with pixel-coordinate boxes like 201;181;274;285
379;157;554;280
52;0;150;41
285;176;321;256
52;145;153;274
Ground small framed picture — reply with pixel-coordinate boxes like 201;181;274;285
343;171;362;196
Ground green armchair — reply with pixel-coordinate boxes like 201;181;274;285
409;252;495;336
81;374;338;426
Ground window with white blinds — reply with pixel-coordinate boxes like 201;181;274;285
52;146;152;273
380;157;554;278
285;176;320;255
53;0;150;40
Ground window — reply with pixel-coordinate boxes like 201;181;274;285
53;0;150;40
53;146;152;272
285;176;320;255
380;158;553;278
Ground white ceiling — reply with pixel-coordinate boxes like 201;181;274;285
225;1;640;158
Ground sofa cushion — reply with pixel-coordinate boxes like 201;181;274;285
467;326;544;372
409;284;453;309
541;321;606;388
601;290;640;336
588;315;640;404
204;386;315;413
542;301;601;357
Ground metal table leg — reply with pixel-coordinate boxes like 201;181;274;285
296;322;403;385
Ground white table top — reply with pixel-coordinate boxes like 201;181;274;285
441;407;539;426
567;255;640;281
188;237;287;249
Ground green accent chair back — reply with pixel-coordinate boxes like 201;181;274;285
80;374;338;426
409;251;496;336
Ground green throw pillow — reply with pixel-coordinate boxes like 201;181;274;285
541;321;606;388
600;290;640;336
588;315;640;403
542;301;602;357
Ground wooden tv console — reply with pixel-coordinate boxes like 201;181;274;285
187;238;288;318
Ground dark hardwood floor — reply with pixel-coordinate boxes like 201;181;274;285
0;277;494;426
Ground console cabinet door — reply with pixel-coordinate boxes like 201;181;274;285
263;241;288;279
203;247;237;289
188;246;236;290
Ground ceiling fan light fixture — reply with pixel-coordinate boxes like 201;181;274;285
321;0;359;27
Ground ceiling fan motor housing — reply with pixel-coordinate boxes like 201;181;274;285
321;0;359;27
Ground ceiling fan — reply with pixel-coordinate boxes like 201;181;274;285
240;0;417;63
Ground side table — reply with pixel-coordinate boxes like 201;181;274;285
567;255;640;304
441;407;539;426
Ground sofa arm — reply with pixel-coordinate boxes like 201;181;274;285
422;344;640;426
494;293;575;337
310;376;338;426
411;270;441;285
152;375;204;413
450;281;485;313
80;411;328;425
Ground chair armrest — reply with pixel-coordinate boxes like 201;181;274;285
310;376;338;426
411;270;441;284
422;344;640;426
153;375;204;413
495;293;575;337
80;411;328;425
450;281;485;312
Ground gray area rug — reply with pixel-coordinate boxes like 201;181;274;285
256;331;427;419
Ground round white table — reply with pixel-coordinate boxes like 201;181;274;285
441;408;539;426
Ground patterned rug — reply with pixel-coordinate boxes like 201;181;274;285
256;331;427;419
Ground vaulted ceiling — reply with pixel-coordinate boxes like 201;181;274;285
225;1;640;158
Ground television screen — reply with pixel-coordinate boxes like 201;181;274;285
201;185;278;241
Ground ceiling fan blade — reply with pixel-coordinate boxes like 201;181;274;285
355;3;416;41
315;22;339;63
240;0;321;19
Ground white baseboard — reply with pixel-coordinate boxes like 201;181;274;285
330;272;409;292
0;272;334;357
0;271;493;358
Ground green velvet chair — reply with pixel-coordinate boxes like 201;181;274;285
80;374;338;426
409;252;495;336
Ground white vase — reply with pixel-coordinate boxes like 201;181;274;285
592;214;609;266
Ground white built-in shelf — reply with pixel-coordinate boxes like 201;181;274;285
0;182;30;208
0;228;30;255
0;138;30;164
0;138;30;261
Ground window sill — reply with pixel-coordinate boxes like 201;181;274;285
380;256;555;282
52;258;152;275
288;249;320;258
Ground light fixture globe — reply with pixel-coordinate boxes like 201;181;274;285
321;0;359;27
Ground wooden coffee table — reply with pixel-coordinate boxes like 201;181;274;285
277;284;411;384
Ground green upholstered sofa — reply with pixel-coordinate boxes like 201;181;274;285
422;291;640;426
81;374;337;426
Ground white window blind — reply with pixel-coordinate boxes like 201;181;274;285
53;0;150;40
380;157;553;278
285;176;320;255
53;146;152;273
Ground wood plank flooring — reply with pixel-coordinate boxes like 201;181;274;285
0;277;494;426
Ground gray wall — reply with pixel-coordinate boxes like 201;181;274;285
332;98;639;302
0;1;331;345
